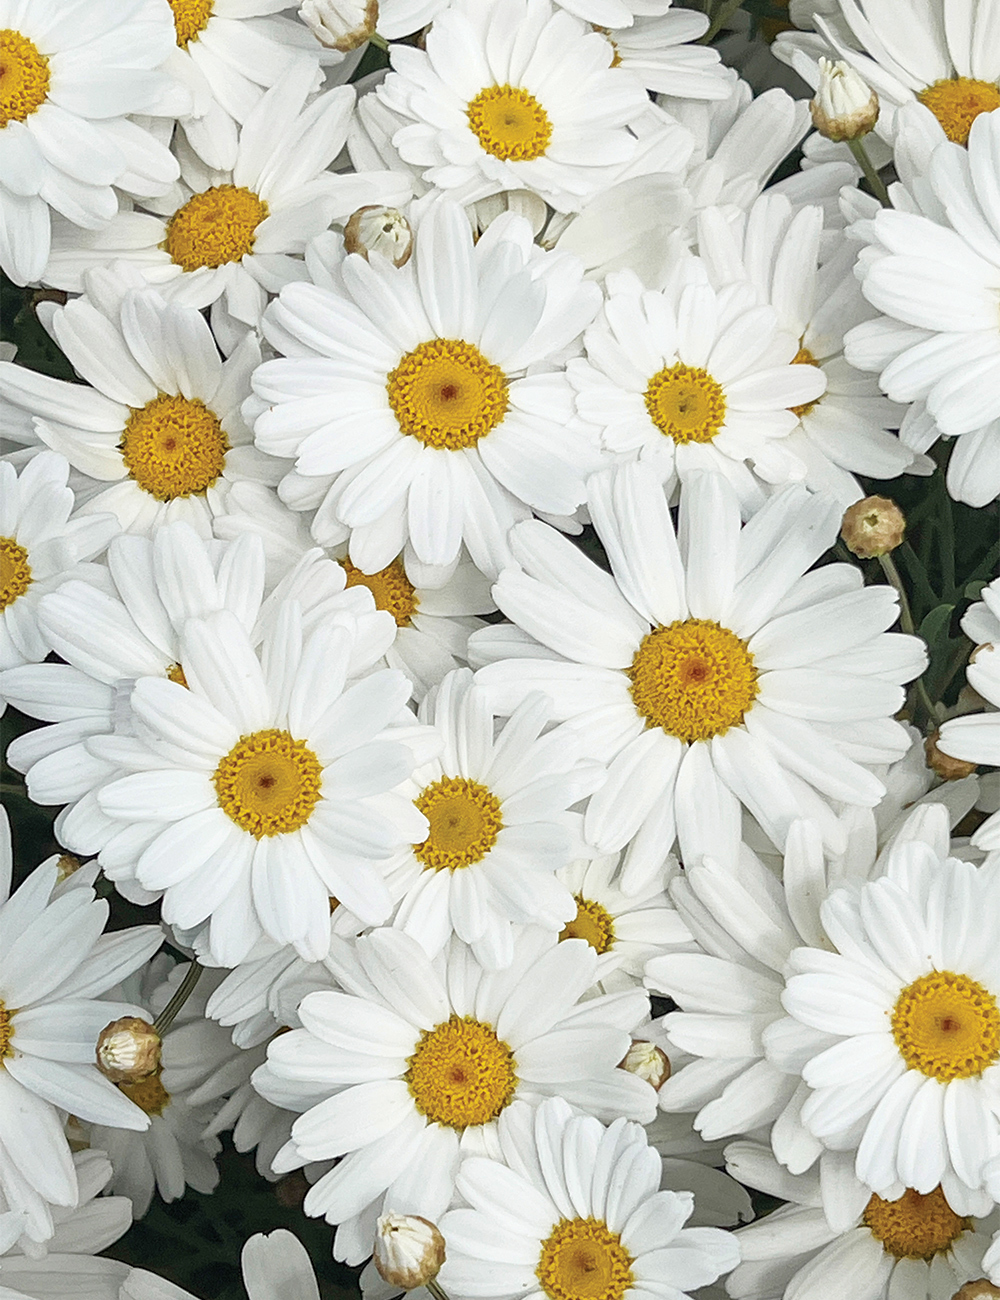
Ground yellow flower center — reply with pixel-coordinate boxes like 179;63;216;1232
863;1186;970;1260
405;1014;517;1129
466;84;553;161
118;1067;171;1117
166;663;189;688
120;394;229;501
591;28;622;67
644;363;727;445
560;897;615;955
917;77;1000;146
628;618;759;742
165;185;268;271
168;0;214;48
537;1218;634;1300
0;1000;13;1062
0;30;50;127
0;537;32;610
891;970;1000;1082
343;557;418;628
213;729;324;838
412;776;503;870
789;344;821;419
387;339;509;450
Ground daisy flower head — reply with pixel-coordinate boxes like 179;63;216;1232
375;0;651;213
0;286;278;538
434;1095;740;1300
473;464;923;880
590;6;735;100
0;0;181;286
253;926;657;1263
252;200;604;580
0;452;118;675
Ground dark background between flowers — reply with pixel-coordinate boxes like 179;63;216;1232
2;11;999;1296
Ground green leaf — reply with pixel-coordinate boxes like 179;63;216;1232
918;603;955;651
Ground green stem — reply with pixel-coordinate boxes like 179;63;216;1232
937;475;956;600
369;31;388;50
928;636;971;705
427;1281;451;1300
878;553;937;728
698;0;745;43
847;136;892;207
152;960;202;1036
896;541;939;615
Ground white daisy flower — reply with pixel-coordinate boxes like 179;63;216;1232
252;200;604;580
375;0;651;213
120;1229;322;1300
726;1140;999;1300
593;7;735;100
1;1149;131;1263
0;286;279;537
939;644;1000;853
0;452;118;675
253;927;656;1263
0;0;181;286
473;464;923;879
961;577;1000;648
433;1095;740;1300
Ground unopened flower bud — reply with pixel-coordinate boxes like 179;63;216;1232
374;1214;446;1289
96;1016;161;1083
810;57;879;141
840;495;905;559
344;206;413;267
925;731;978;781
298;0;377;51
618;1040;671;1090
953;1283;1000;1300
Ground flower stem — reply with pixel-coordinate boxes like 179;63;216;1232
427;1281;451;1300
847;136;891;207
152;960;202;1036
699;0;744;43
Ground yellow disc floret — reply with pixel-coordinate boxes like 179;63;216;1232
121;394;229;501
537;1217;634;1300
168;0;214;48
891;969;1000;1082
387;339;509;450
166;663;189;688
789;344;821;419
917;77;1000;146
0;30;50;126
466;84;553;161
863;1186;970;1260
628;618;759;742
412;776;503;870
644;364;727;444
0;1000;13;1062
0;537;32;610
560;897;615;955
214;728;324;838
118;1066;171;1117
405;1014;517;1129
343;557;418;628
165;185;268;271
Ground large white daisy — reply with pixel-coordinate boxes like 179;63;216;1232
252;200;604;580
473;464;922;879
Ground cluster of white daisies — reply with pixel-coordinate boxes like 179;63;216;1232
1;0;1000;1298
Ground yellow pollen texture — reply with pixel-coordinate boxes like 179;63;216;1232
466;84;553;161
891;969;1000;1082
644;363;727;444
0;30;50;126
412;776;503;870
343;557;418;627
118;1067;171;1117
0;1000;13;1062
628;618;759;742
168;0;214;47
405;1014;517;1129
537;1217;634;1300
0;537;32;610
166;663;189;688
863;1186;970;1260
121;394;229;501
789;344;821;419
166;185;268;271
387;339;509;450
560;897;615;955
917;77;1000;146
213;728;323;838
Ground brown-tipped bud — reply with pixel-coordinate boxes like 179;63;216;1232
298;0;377;51
810;57;879;141
618;1040;671;1090
95;1016;161;1083
374;1214;446;1289
841;495;905;559
953;1282;1000;1300
344;206;413;267
925;731;978;781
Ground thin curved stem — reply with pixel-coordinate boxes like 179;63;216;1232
152;960;202;1036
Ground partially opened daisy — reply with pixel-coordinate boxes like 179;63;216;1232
434;1095;740;1300
253;927;656;1263
252;201;603;579
473;464;922;878
592;7;735;99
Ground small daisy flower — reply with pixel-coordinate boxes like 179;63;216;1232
434;1095;740;1300
253;927;656;1263
252;200;604;580
0;453;118;675
473;464;922;878
593;7;734;100
1;1149;131;1262
376;0;651;213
